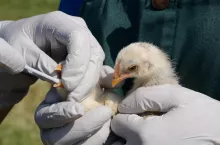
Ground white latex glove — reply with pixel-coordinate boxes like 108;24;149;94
35;66;122;145
0;11;104;108
111;84;220;145
0;38;25;74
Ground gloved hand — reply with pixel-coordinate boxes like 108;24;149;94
111;84;220;145
0;11;104;108
35;66;122;145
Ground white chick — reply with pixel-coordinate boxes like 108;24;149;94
53;42;179;117
111;42;179;117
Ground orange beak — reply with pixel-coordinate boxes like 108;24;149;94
112;62;132;87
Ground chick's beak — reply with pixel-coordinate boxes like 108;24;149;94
112;63;132;87
112;74;121;87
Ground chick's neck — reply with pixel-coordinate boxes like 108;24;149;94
130;68;178;92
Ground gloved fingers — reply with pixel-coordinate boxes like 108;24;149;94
111;141;125;145
79;120;111;145
40;106;112;145
12;38;59;80
0;38;25;74
43;11;105;101
67;33;104;102
40;11;95;92
111;114;146;145
67;51;102;101
35;100;84;129
0;21;14;29
43;87;64;104
59;30;91;92
35;88;84;129
118;84;182;114
99;65;124;89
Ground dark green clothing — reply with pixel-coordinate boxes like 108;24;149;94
79;0;220;100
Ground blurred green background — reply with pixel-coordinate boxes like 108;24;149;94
0;0;60;145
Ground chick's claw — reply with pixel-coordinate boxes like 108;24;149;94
53;82;63;88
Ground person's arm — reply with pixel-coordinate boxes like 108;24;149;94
0;38;26;124
0;106;13;124
59;0;84;16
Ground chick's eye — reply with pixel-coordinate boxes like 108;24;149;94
128;65;138;71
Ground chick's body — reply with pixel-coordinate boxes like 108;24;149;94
55;42;179;117
55;68;122;116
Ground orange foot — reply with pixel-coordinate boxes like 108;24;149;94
53;64;63;88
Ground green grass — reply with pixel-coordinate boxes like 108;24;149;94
0;0;60;145
0;0;59;20
0;81;51;145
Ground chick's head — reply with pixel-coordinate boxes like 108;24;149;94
112;42;174;87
